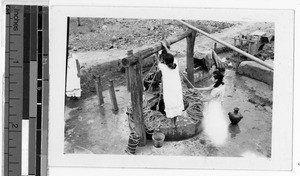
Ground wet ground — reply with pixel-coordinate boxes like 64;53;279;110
64;69;272;158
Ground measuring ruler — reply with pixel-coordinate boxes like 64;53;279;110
4;5;49;176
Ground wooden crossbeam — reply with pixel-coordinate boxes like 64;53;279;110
121;30;193;67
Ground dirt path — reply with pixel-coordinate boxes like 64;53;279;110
75;21;274;68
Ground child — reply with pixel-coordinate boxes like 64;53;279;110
194;70;228;145
157;41;184;126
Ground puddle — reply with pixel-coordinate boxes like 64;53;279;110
228;124;241;139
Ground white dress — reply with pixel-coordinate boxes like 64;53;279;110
66;54;82;97
158;59;184;118
202;84;228;146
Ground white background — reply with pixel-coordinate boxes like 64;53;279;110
0;0;299;176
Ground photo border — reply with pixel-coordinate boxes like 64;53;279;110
48;5;294;171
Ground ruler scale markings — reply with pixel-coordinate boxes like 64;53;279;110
28;5;37;175
4;5;24;176
36;6;43;175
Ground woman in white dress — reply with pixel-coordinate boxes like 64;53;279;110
66;48;82;100
194;71;228;146
157;41;184;126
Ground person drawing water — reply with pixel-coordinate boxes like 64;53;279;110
194;70;228;145
157;41;184;126
66;47;82;100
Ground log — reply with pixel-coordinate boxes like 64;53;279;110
126;50;133;91
186;30;196;85
108;80;118;111
128;62;147;146
176;19;273;70
121;30;193;67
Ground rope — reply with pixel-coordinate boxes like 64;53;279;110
179;69;195;88
142;59;157;82
143;110;166;134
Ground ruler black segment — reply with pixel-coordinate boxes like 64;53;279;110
23;5;31;120
37;81;43;103
23;61;30;120
23;6;31;64
36;130;41;154
38;6;43;30
30;6;37;61
38;53;43;79
38;31;43;53
37;105;42;130
36;155;41;175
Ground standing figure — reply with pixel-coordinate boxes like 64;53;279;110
66;47;82;100
157;41;184;126
194;70;228;145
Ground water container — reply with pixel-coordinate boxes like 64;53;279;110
228;107;243;125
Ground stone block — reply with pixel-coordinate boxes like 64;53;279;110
237;60;273;86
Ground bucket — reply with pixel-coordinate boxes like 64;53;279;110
152;132;165;148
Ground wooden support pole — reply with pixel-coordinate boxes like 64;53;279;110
214;42;217;51
108;80;119;111
94;76;104;105
186;30;197;85
239;34;243;46
126;50;133;91
128;62;147;146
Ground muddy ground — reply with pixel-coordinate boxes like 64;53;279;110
65;19;274;157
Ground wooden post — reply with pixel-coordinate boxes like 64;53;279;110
234;37;236;46
108;80;118;111
161;20;165;40
126;50;133;91
77;17;81;26
236;53;241;72
248;41;252;54
239;34;243;46
186;30;197;85
128;62;146;146
94;76;104;105
214;42;217;51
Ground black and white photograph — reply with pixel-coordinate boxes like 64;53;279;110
64;17;274;157
48;5;294;171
